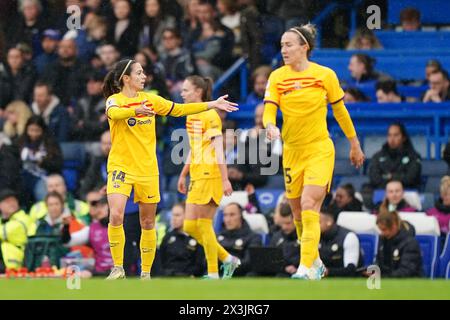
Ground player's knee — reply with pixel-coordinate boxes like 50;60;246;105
300;197;320;212
109;207;124;225
140;217;155;229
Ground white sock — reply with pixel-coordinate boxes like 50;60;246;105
208;273;219;279
223;255;234;263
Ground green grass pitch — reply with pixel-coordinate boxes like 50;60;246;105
1;278;450;300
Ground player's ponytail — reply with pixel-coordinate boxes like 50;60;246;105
288;23;317;58
102;59;136;98
186;75;214;102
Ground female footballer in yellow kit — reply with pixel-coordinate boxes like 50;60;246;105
263;24;365;280
103;59;238;280
177;76;241;279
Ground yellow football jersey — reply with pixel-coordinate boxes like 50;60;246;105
187;109;222;180
106;91;207;176
264;62;345;148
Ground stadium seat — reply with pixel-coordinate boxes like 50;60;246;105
438;233;450;278
362;135;385;159
358;234;379;266
388;0;450;26
425;177;442;194
265;175;285;189
337;176;369;192
219;191;249;209
213;209;224;233
420;193;436;211
421;160;448;177
332;137;350;159
60;142;87;192
243;212;269;235
255;189;285;215
399;214;441;278
334;159;360;176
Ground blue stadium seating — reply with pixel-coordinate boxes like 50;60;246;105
425;176;442;194
438;233;450;277
417;235;441;278
60;142;86;192
358;233;378;266
159;192;179;210
255;189;284;215
421;160;448;177
334;159;361;176
213;209;224;233
265;175;285;189
420;193;436;211
337;176;370;191
388;0;450;25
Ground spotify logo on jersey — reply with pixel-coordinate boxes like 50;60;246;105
128;118;137;126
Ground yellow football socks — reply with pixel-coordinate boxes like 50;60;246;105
108;224;125;267
197;218;220;273
300;210;321;268
140;228;157;273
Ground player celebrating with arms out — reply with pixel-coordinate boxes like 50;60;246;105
263;24;365;280
177;76;241;280
103;59;238;280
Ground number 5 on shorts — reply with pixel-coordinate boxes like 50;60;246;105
284;168;292;184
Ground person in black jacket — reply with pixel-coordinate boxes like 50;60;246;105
444;142;450;175
328;183;363;220
158;203;206;277
319;208;363;277
5;47;37;104
368;122;422;189
0;133;22;193
218;203;262;276
375;211;423;278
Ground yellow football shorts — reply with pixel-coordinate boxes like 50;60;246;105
186;177;223;205
106;169;160;204
283;138;335;199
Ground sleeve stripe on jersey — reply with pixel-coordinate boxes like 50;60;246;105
330;96;345;105
166;102;175;116
264;100;280;108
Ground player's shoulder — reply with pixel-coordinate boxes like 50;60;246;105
270;66;289;79
106;92;122;107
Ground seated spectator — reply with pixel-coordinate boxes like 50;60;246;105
96;43;121;73
217;203;262;276
320;207;363;277
245;66;272;106
375;211;423;277
19;116;63;205
138;0;177;55
30;174;90;225
0;189;36;272
0;61;13;111
425;60;442;84
158;28;195;99
426;176;450;234
159;203;205;277
33;29;61;75
346;29;382;50
267;0;316;29
0;133;22;193
399;7;421;32
217;0;241;56
5;47;37;103
239;0;263;71
376;180;417;215
343;87;369;103
134;50;170;99
368;123;422;189
328;184;363;220
2;100;33;143
376;80;405;103
64;192;113;276
41;39;91;107
422;69;450;103
346;53;390;89
267;203;299;277
71;71;108;141
106;0;139;58
30;82;70;142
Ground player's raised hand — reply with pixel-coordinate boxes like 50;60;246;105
135;99;156;117
266;123;280;141
209;94;239;112
177;175;187;194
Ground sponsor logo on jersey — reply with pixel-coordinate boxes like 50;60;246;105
128;118;137;126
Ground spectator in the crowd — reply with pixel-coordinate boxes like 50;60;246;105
0;189;36;272
376;180;417;215
158;28;195;99
368;123;422;189
218;203;262;276
159;203;205;277
18;116;62;205
5;47;37;103
106;0;139;58
64;13;108;63
34;29;61;75
0;62;13;111
444;142;450;175
422;69;450;103
399;7;421;32
240;0;262;71
181;0;201;45
2;100;33;143
217;0;241;56
30;82;70;142
6;0;49;55
267;0;317;28
71;71;108;141
426;176;450;234
79;131;111;198
375;210;422;277
41;39;90;107
319;207;363;277
0;133;22;193
267;202;299;277
347;53;390;88
328;184;363;220
343;87;370;103
346;29;383;50
138;0;177;55
64;192;113;276
376;79;404;103
425;60;442;84
245;66;271;106
96;43;121;72
30;174;90;225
